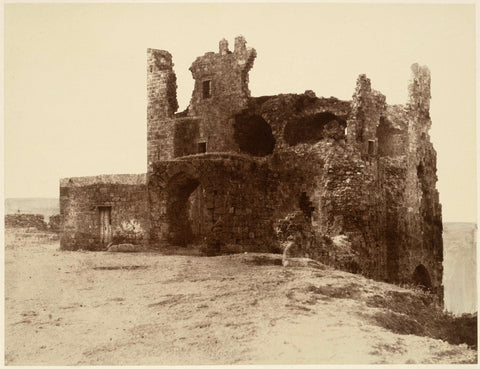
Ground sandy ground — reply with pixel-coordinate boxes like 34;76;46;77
4;228;478;365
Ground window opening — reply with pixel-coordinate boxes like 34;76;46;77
198;142;207;153
202;80;212;99
368;140;375;156
299;192;314;220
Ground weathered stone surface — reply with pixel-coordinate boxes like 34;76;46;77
48;214;61;232
60;174;149;251
60;37;443;299
147;49;178;169
148;153;278;251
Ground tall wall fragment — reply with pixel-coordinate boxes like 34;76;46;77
147;49;178;169
403;64;443;295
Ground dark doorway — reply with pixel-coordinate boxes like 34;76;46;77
202;80;212;99
299;192;314;220
166;173;208;246
412;264;433;291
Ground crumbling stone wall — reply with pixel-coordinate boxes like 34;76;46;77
60;174;149;250
48;214;62;232
148;153;278;251
173;117;201;157
401;64;443;295
377;106;408;157
5;214;48;230
247;93;351;153
220;90;388;280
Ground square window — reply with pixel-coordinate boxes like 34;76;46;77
198;142;207;153
368;140;375;155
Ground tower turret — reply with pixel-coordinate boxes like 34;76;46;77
147;49;178;170
187;36;257;152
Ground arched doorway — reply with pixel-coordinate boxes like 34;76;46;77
165;172;208;246
233;113;276;156
412;264;433;291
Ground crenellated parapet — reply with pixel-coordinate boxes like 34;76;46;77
188;36;256;115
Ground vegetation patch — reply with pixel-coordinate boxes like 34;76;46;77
365;290;477;349
369;310;425;336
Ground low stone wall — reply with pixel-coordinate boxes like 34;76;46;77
5;214;48;230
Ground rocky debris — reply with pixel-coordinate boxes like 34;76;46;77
237;253;283;266
234;252;326;269
283;257;326;269
322;235;361;274
275;211;323;261
5;214;48;230
275;212;360;272
107;243;144;253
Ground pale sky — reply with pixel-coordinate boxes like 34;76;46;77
3;3;477;223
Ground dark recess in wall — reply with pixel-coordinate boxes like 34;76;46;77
233;112;275;156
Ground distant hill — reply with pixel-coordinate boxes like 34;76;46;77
443;222;477;315
5;198;59;220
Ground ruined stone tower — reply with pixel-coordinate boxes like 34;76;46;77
60;37;443;298
147;49;179;168
187;36;257;153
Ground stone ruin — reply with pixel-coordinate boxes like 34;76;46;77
60;37;443;297
5;213;61;232
5;214;49;230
